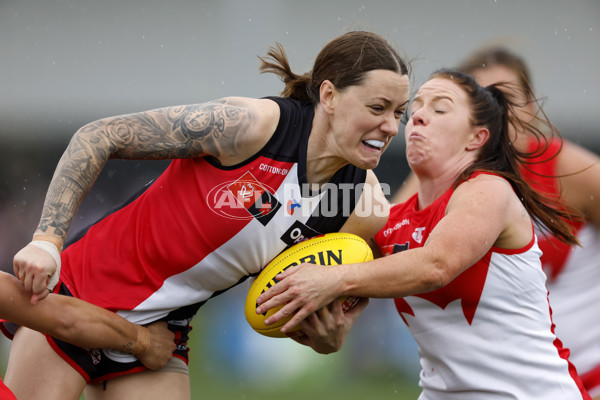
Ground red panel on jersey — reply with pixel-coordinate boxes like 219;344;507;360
61;156;293;311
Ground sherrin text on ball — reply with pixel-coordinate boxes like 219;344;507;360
244;232;373;338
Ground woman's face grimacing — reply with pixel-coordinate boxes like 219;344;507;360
404;77;485;176
326;69;410;170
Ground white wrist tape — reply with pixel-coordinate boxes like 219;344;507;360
29;240;62;291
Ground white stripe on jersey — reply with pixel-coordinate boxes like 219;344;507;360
118;164;326;324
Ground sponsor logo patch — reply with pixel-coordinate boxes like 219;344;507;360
412;227;426;244
207;171;281;225
280;221;322;247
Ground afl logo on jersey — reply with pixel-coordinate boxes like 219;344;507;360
206;171;281;226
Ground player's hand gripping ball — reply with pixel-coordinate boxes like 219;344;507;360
244;232;373;338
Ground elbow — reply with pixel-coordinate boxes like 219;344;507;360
422;258;454;291
74;121;102;140
51;305;83;340
73;119;116;155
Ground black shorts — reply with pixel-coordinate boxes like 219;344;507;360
46;282;195;384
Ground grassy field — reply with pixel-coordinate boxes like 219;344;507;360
189;372;421;400
186;295;422;400
188;351;421;400
2;332;421;400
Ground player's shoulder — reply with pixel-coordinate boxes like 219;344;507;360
463;172;512;190
210;97;280;163
221;96;280;120
451;173;514;208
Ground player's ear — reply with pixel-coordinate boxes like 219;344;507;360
466;127;489;151
319;80;336;115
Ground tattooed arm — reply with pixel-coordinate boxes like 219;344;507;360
14;97;280;303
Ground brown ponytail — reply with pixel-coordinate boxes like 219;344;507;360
258;42;314;102
258;31;410;105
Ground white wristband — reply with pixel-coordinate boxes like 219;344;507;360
29;240;62;291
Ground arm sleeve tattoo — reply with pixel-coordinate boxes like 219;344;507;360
35;98;254;240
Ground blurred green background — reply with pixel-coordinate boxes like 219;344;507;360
184;289;421;399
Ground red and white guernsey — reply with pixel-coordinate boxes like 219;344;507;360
521;138;600;396
374;173;590;400
60;96;366;325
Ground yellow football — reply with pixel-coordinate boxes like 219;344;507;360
244;232;373;338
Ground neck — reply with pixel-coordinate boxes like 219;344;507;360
414;157;474;209
416;175;455;210
306;110;349;186
306;135;349;186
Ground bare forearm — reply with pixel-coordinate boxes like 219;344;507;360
0;273;143;353
50;296;148;355
342;247;447;298
34;130;110;244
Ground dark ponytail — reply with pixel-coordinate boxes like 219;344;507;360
258;42;314;102
258;31;410;105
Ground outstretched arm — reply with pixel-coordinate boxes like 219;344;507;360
14;97;280;303
0;272;175;370
256;175;521;333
